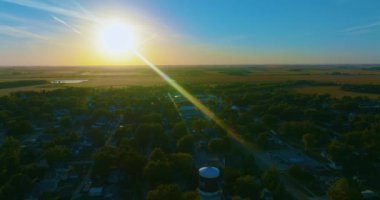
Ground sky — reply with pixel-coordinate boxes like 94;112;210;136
0;0;380;66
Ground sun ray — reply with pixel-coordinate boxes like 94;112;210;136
133;50;247;146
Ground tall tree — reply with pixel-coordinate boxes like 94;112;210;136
176;134;194;153
0;137;21;183
261;166;279;191
86;128;105;147
208;138;225;154
328;178;361;200
172;122;188;140
143;160;174;185
234;175;259;199
146;184;182;200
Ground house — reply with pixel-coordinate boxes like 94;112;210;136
107;171;124;184
179;105;200;120
36;159;49;169
260;188;273;200
83;179;92;192
195;140;208;151
55;167;69;181
34;178;59;194
359;103;380;109
361;190;379;200
89;187;104;197
68;171;80;180
328;161;343;170
231;105;240;111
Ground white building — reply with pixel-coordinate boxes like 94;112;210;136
198;166;223;200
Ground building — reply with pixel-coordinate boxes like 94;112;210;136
361;190;379;200
89;187;103;197
198;166;223;200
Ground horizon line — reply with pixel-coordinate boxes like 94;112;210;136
0;63;379;68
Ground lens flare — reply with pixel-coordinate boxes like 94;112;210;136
133;50;247;146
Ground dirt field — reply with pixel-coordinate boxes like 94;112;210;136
0;65;379;97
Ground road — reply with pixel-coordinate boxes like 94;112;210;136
168;93;323;200
231;136;321;200
71;116;123;200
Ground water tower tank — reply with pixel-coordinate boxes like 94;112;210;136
198;166;222;200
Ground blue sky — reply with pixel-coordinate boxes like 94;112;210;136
0;0;379;65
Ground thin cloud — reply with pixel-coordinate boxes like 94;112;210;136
1;0;98;22
344;21;380;33
0;12;29;22
52;16;81;34
0;25;48;40
0;12;49;29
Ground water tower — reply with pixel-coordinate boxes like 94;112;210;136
198;166;223;200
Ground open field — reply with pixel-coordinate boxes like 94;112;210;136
295;86;380;99
1;65;380;97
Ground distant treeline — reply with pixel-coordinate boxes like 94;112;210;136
287;80;337;86
217;68;252;76
361;66;380;71
0;80;48;89
341;84;380;94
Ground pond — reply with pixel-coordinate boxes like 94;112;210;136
50;80;88;84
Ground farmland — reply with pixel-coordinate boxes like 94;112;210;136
0;65;380;98
296;86;380;99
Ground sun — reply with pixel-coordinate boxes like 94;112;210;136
96;19;136;59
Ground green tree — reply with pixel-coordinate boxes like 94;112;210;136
44;145;69;165
328;178;361;200
6;120;33;136
273;184;292;200
177;134;194;153
143;160;174;185
60;116;72;128
0;173;33;200
136;123;164;148
92;147;117;176
231;196;249;200
44;127;58;136
261;114;278;128
192;118;206;133
287;165;314;182
86;128;105;147
287;164;302;178
141;113;162;123
119;149;146;178
114;125;133;141
182;191;200;200
0;111;9;125
172;122;188;140
171;153;194;182
302;133;315;151
261;166;279;190
208;138;224;154
149;148;168;161
328;140;352;165
22;164;44;181
0;137;21;182
278;121;317;139
146;184;182;200
234;175;259;199
257;132;269;148
247;121;266;134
